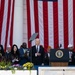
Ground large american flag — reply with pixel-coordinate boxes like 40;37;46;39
0;0;15;51
25;0;75;51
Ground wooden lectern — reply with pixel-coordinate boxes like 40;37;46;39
50;62;68;66
49;49;69;66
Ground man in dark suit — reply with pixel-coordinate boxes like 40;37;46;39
5;45;12;62
19;42;30;65
44;46;51;65
31;38;45;65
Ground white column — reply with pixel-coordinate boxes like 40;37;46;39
13;0;23;48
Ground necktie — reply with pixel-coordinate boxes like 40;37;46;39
37;46;38;52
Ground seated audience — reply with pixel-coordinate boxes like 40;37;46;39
0;44;5;61
5;45;12;62
44;46;51;65
19;42;30;65
11;44;20;65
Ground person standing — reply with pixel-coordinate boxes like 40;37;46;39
68;44;74;66
44;46;51;65
31;38;45;65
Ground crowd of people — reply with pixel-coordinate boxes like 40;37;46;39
0;43;30;66
0;38;75;66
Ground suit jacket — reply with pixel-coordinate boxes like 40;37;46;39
31;45;44;65
5;52;12;62
19;48;30;65
19;48;26;57
72;52;75;65
0;50;5;61
44;53;50;65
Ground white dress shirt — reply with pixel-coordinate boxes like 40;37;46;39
69;51;73;62
36;45;40;52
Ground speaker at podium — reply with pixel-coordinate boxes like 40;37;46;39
49;49;69;66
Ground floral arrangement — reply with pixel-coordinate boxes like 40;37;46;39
23;62;34;70
0;61;11;69
0;60;34;74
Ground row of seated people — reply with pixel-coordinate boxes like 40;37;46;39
0;43;30;66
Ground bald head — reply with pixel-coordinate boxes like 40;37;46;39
35;38;40;45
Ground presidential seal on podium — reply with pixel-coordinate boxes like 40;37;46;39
55;50;64;58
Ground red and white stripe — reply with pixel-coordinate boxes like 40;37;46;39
1;0;9;48
38;1;44;46
25;0;75;51
0;0;1;10
73;0;75;50
0;0;15;51
48;2;54;48
7;0;13;47
58;0;64;48
29;0;35;46
68;0;73;45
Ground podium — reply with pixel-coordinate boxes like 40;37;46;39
49;49;69;66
